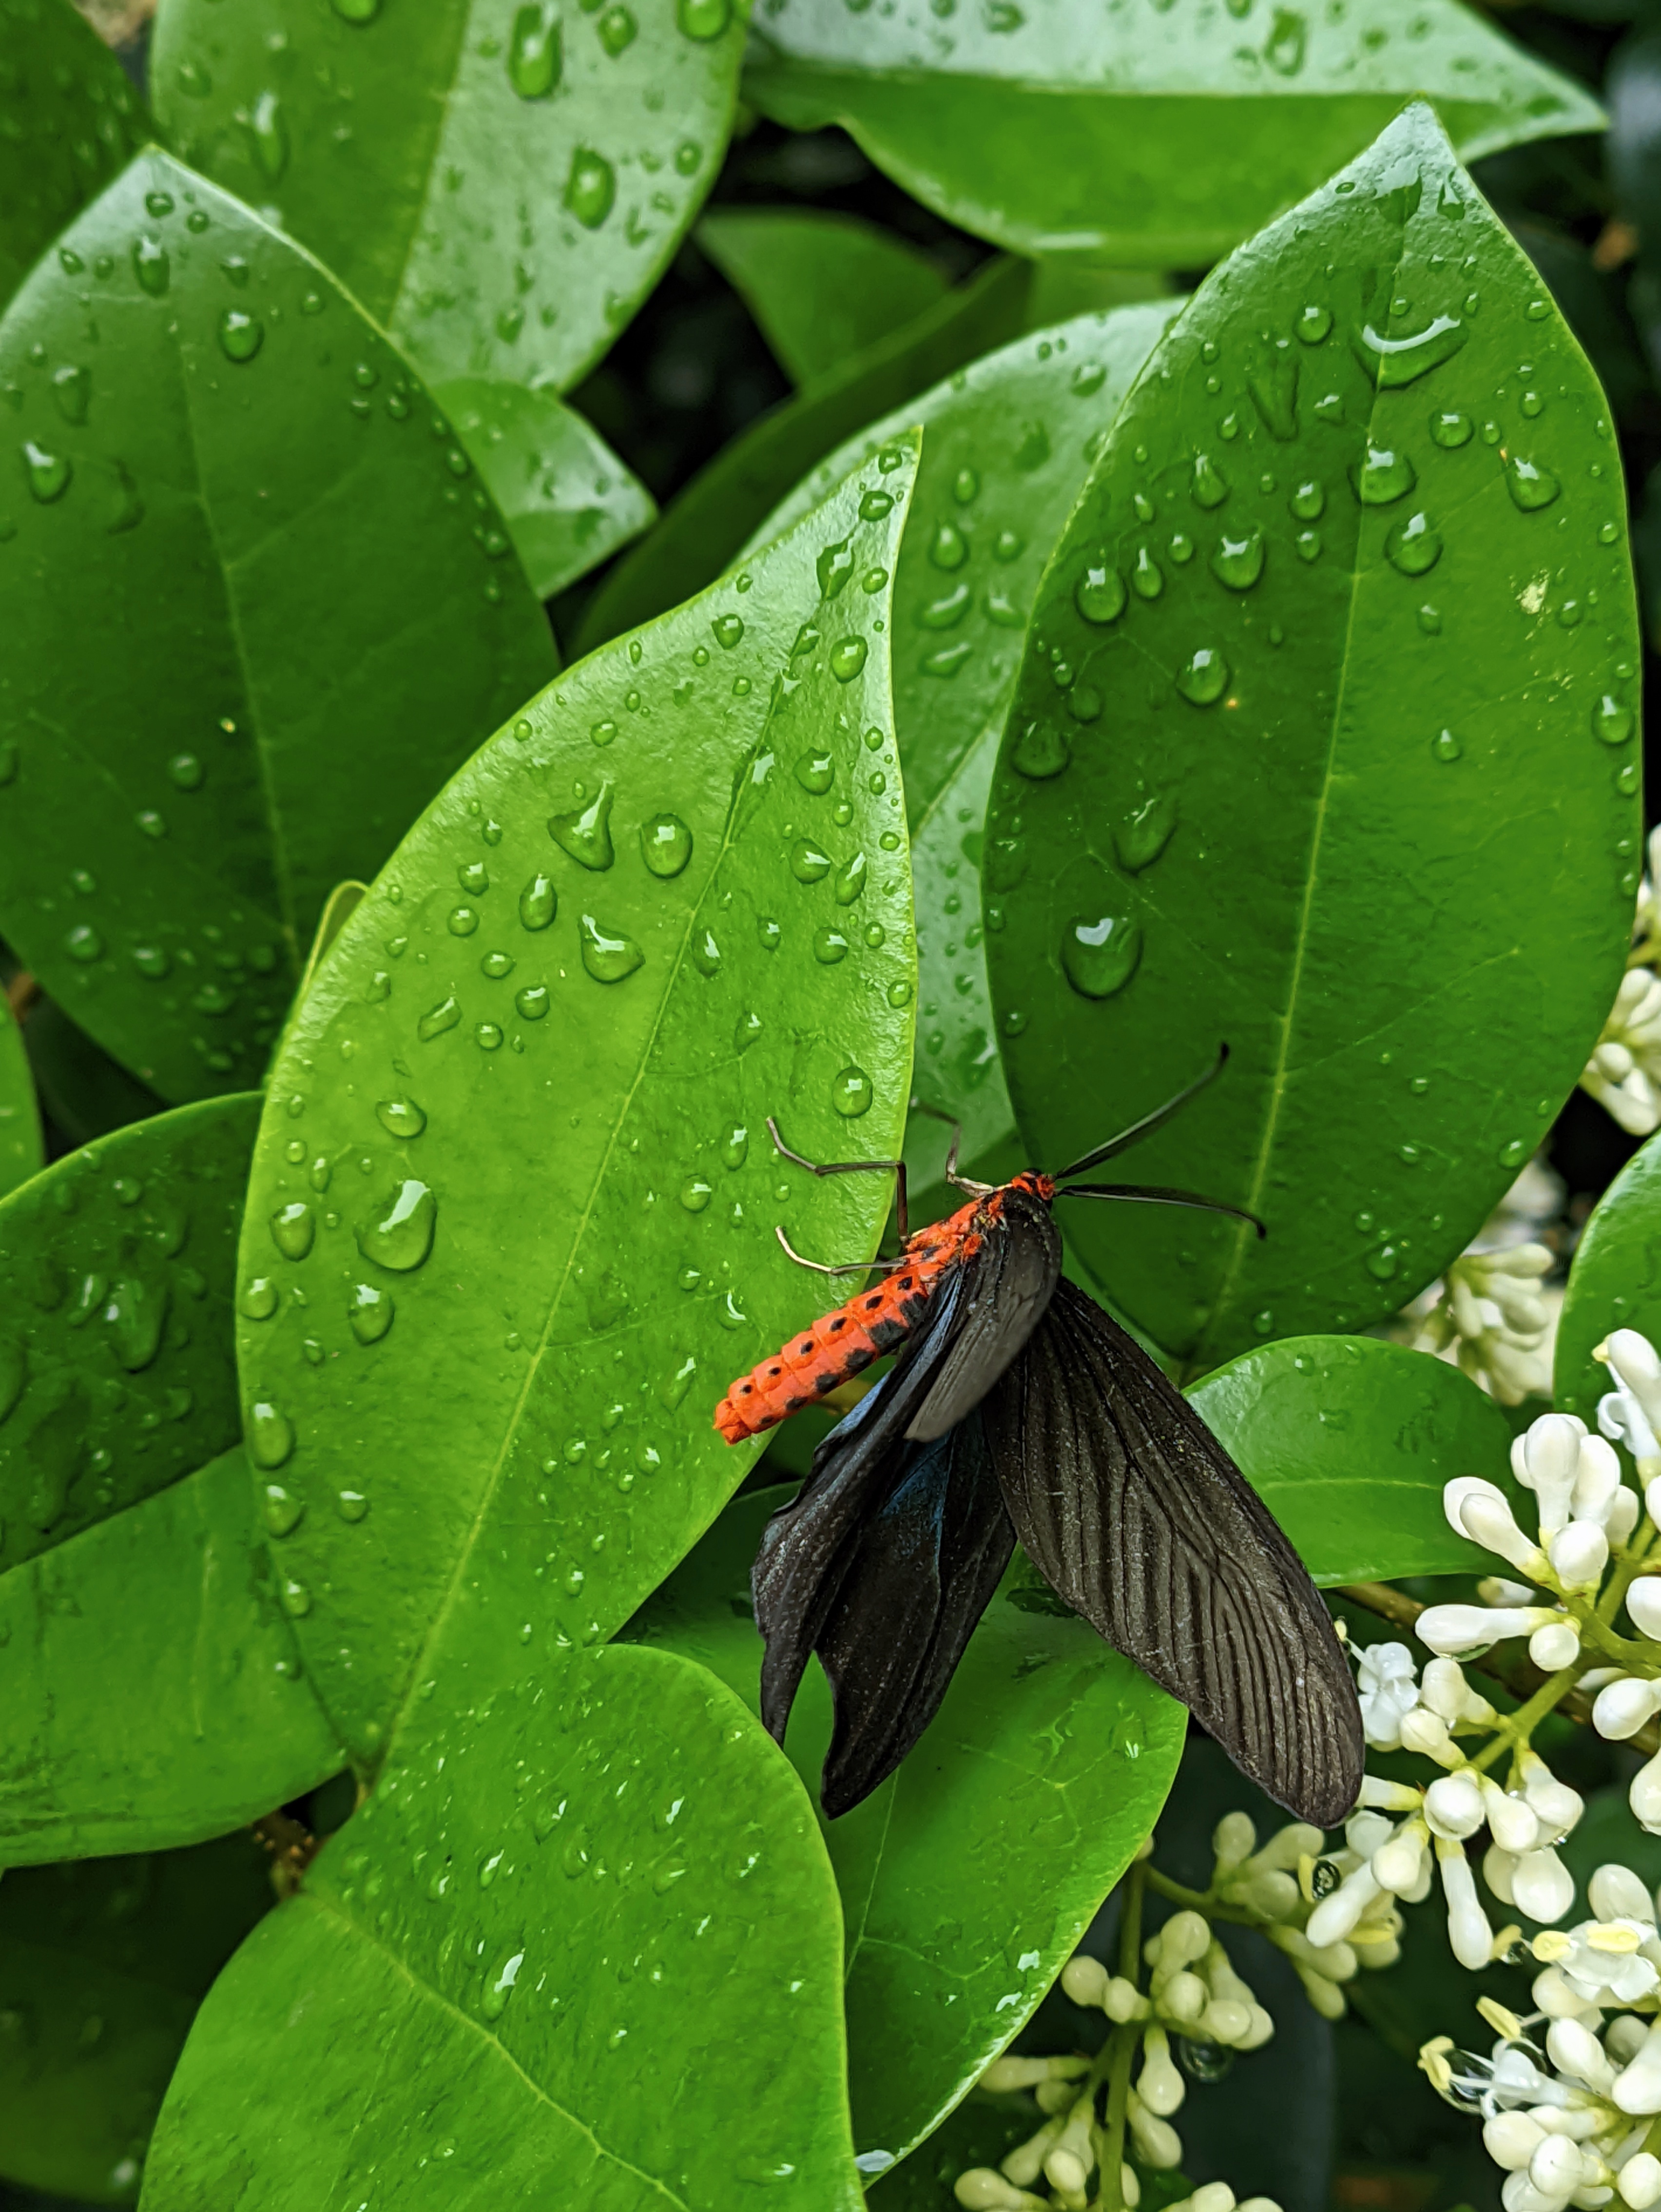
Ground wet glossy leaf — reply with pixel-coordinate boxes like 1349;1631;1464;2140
1553;1125;1661;1421
744;0;1601;268
436;379;656;601
753;303;1179;1192
142;1646;862;2212
0;150;556;1105
235;442;919;1768
572;255;1029;655
23;995;163;1148
0;993;42;1201
151;0;745;399
0;1098;341;1867
697;207;948;387
0;1832;273;2204
628;1486;1185;2172
1188;1336;1518;1585
985;106;1639;1371
0;0;147;310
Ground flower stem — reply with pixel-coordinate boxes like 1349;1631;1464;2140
1094;1857;1149;2212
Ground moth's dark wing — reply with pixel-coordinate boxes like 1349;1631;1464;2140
752;1253;985;1746
815;1414;1015;1818
906;1188;1061;1444
984;1279;1363;1828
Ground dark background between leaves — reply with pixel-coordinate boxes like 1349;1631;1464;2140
10;4;1661;2210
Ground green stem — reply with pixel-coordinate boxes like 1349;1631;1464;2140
1143;1863;1274;1931
1094;1858;1149;2212
1471;1662;1584;1773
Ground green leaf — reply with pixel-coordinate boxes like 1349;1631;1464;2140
150;0;746;399
697;208;948;388
0;992;43;1202
571;254;1031;657
0;1832;274;2206
1553;1125;1661;1422
984;104;1639;1370
141;1646;864;2212
1187;1335;1518;1585
0;149;557;1105
743;0;1602;268
22;994;163;1148
234;441;920;1769
627;1486;1185;2172
750;302;1179;1190
0;1097;342;1867
0;0;147;310
436;379;656;602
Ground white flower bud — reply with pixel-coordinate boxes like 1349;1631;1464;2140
1611;1486;1644;1544
1122;2165;1141;2209
1633;1751;1661;1835
1399;1707;1459;1762
1251;1824;1326;1872
1449;1479;1544;1572
1591;1864;1657;1924
1188;2189;1235;2212
1486;1845;1519;1905
1616;2020;1661;2114
980;2057;1062;2091
1001;2120;1062;2187
1213;1812;1257;1872
1629;1582;1661;1640
1044;2149;1089;2199
1102;1976;1147;2023
1609;2014;1651;2062
1514;1415;1587;1539
1530;1620;1583;1672
1607;1332;1661;1422
1619;2152;1661;2209
1532;1964;1599;2020
1358;1775;1424;1813
1233;1867;1300;1919
1521;1753;1585;1840
1573;1436;1625;1526
1159;1971;1207;2024
1035;2080;1075;2115
1438;1836;1495;1969
1596;1678;1661;1740
1480;1778;1541;1855
1138;2028;1184;2117
1237;2005;1275;2050
1235;2201;1282;2212
1307;1864;1382;1947
1199;1998;1253;2045
1487;2111;1547;2171
1529;2135;1587;2196
1294;1965;1347;2019
1126;2098;1182;2170
1547;2018;1616;2092
956;2171;1038;2210
1418;1604;1553;1656
1373;1818;1429;1894
1060;1958;1109;2010
1424;1772;1486;1840
1155;1912;1212;1971
1550;1520;1610;1589
1483;1577;1542;1607
1513;1847;1575;1925
1346;1809;1394;1858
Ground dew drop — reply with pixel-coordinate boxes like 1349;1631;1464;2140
790;839;831;884
1210;530;1264;591
793;752;834;796
23;441;70;503
712;613;744;650
246;90;287;181
1131;546;1163;599
1114;794;1177;873
677;0;729;34
519;873;557;931
1430;410;1472;449
690;930;721;977
813;926;850;964
734;1010;763;1053
1074;560;1125;625
63;922;102;962
348;1282;394;1344
834;852;867;907
641;813;693;877
376;1097;426;1140
1062;913;1142;998
1296;304;1331;344
1593;694;1635;746
279;1574;311;1618
1290;480;1324;521
1190;453;1230;510
816;535;855;598
1176;648;1229;706
218;309;263;363
240;1276;278;1321
831;1065;873;1118
1384;510;1442;576
508;0;562;94
830;638;868;683
249;1399;296;1471
680;1177;713;1213
1505;455;1560;512
336;1489;369;1521
579;914;643;983
132;234;170;295
1352;445;1415;504
515;985;549;1020
1431;729;1462;762
356;1180;436;1271
550;783;615;871
270;1202;314;1261
418;997;461;1042
564;147;615;228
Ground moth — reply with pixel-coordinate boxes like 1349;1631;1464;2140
715;1052;1364;1829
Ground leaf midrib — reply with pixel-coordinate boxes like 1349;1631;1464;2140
1192;223;1405;1372
306;1889;692;2211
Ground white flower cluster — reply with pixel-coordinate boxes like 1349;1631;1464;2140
1410;1243;1558;1405
1584;830;1661;1136
953;1813;1387;2212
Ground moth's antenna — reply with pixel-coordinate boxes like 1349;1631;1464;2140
1056;1182;1266;1239
1052;1045;1229;1182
